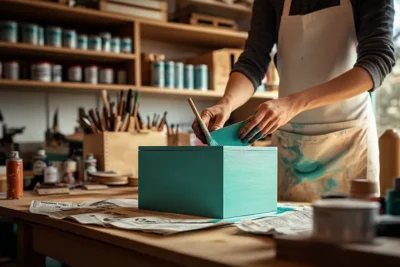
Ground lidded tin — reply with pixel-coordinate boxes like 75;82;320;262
0;21;18;43
121;37;132;53
165;61;175;89
46;26;62;47
151;61;165;87
77;34;88;50
194;64;208;91
63;29;77;49
6;151;23;200
184;64;194;90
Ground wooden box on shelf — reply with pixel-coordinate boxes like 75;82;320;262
176;12;238;31
99;0;168;21
83;131;167;178
187;48;242;92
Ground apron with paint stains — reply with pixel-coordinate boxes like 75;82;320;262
273;0;380;202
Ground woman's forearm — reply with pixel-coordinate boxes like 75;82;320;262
220;72;255;111
290;67;375;113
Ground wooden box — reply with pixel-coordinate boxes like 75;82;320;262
187;48;242;92
100;0;168;21
83;132;167;178
139;146;277;218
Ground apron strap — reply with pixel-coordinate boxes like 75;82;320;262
282;0;292;17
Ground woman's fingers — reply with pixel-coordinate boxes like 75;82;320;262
243;125;261;143
239;110;265;140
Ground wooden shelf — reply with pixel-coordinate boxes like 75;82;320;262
138;19;247;49
0;80;278;100
176;0;252;18
0;0;133;26
0;42;136;64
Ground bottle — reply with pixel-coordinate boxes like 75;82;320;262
379;129;400;196
84;154;97;182
6;151;23;199
32;149;48;186
387;177;400;216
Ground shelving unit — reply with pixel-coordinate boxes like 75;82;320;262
0;0;277;101
175;0;252;18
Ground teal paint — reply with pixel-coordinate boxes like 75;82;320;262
387;178;400;215
324;178;337;193
211;121;249;146
139;146;277;219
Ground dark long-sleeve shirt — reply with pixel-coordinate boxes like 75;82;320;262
231;0;396;91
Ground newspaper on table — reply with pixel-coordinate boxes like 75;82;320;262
29;199;307;235
235;205;313;236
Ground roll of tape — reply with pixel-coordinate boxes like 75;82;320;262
312;199;379;244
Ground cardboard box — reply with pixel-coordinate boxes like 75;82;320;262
139;146;277;218
100;0;168;21
187;49;242;92
83;131;167;178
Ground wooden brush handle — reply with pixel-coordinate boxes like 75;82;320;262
187;98;211;138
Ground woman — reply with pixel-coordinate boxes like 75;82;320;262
192;0;396;202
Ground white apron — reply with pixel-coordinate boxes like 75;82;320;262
273;0;380;202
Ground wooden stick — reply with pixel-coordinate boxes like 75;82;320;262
114;116;122;132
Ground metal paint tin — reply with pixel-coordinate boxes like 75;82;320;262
312;199;379;244
151;61;165;87
165;61;175;88
4;61;19;80
100;67;114;84
31;62;51;82
88;35;101;51
194;64;208;91
46;26;62;47
52;64;62;82
184;64;194;90
111;37;121;53
84;65;98;84
37;26;44;46
121;37;132;53
174;62;184;89
63;29;77;49
21;23;38;45
77;34;88;50
117;69;127;84
100;32;111;52
44;166;58;184
68;65;82;82
6;151;23;200
0;21;18;43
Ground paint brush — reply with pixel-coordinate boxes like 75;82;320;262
187;98;219;146
125;89;133;115
171;124;175;136
131;91;140;131
147;115;151;130
114;116;121;132
158;111;167;131
176;124;179;135
88;109;100;132
101;90;110;128
95;108;105;132
137;112;144;130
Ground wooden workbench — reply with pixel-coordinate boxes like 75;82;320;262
0;187;302;267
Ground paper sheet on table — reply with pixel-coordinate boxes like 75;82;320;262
29;199;300;235
235;205;313;236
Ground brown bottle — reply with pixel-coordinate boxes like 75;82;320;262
379;129;400;196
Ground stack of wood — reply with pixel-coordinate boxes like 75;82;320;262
99;0;168;21
174;7;238;30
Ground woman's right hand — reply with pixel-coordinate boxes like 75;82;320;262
192;101;232;144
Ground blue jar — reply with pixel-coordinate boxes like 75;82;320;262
151;61;165;88
165;61;175;89
174;62;184;89
194;64;208;91
46;26;62;47
184;64;194;90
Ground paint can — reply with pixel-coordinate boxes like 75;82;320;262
4;61;19;80
51;161;64;182
88;35;101;51
350;179;378;200
84;154;97;182
174;62;184;89
6;151;23;199
100;32;111;52
165;61;175;89
387;177;400;215
52;64;62;82
111;37;121;53
63;29;77;49
21;23;38;45
151;60;165;87
37;26;44;46
184;64;194;90
32;149;48;185
31;62;52;82
77;34;88;50
46;26;62;47
68;65;82;82
0;21;18;43
100;67;114;84
121;37;132;53
117;69;127;84
84;65;98;84
312;199;379;244
194;64;208;91
44;165;58;185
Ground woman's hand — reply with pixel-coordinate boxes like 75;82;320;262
239;96;304;144
192;100;232;144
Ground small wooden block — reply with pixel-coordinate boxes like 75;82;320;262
83;184;109;190
128;176;138;186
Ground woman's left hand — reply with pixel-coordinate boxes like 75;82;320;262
239;96;304;144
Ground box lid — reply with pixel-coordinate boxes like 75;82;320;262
139;146;276;151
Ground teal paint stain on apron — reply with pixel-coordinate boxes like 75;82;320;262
323;178;337;193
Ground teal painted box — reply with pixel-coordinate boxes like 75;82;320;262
138;146;277;219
